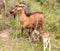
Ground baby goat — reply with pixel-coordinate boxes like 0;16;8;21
31;30;40;42
28;30;51;51
40;30;51;51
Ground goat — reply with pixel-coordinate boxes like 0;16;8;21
10;4;45;37
29;29;51;51
40;30;51;51
30;30;40;42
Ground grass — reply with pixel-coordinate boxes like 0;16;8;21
0;38;42;51
0;32;60;51
51;33;60;51
0;0;60;51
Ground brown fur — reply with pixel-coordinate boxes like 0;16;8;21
10;4;44;37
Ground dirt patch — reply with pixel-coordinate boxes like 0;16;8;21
0;29;10;42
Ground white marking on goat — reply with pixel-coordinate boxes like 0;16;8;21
40;32;51;51
17;7;22;10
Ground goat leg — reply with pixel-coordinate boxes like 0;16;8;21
27;28;33;38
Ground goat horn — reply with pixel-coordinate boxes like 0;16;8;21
19;4;26;7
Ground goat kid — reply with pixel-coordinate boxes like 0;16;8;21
30;30;40;42
40;31;51;51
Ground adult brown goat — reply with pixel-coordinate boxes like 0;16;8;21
10;4;44;37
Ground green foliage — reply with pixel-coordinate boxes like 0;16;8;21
0;0;60;51
0;0;60;38
0;0;60;36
